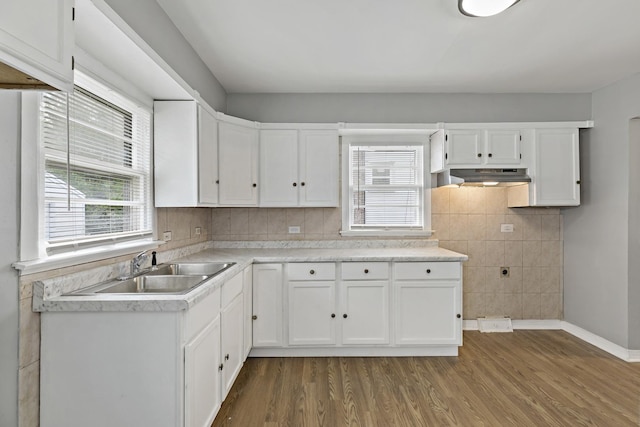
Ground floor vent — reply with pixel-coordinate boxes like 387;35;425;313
477;316;513;333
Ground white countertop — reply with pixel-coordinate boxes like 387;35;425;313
33;246;467;313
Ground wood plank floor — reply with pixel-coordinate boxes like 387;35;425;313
212;331;640;426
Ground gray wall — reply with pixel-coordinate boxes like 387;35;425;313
629;119;640;349
0;92;20;427
104;0;227;112
227;93;592;123
564;73;640;349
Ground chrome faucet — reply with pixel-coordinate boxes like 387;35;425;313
130;250;150;277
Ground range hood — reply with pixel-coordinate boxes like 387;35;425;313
436;168;531;187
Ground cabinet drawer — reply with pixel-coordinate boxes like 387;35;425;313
222;272;243;308
341;262;389;280
186;286;220;341
288;263;336;281
394;262;460;280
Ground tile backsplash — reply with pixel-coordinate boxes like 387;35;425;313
432;186;562;320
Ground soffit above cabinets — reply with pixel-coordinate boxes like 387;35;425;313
156;0;640;94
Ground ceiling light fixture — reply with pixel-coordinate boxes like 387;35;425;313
458;0;521;17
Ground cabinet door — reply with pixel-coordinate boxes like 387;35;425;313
341;281;389;345
395;281;461;345
0;0;74;90
185;317;221;427
259;130;299;206
198;106;219;205
221;294;244;399
218;122;258;205
242;266;253;359
534;128;580;206
288;281;336;346
299;130;339;207
486;130;521;165
445;130;484;166
252;264;283;347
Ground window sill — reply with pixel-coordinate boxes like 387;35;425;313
340;230;433;238
13;239;163;276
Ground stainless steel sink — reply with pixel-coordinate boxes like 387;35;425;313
65;262;236;295
96;275;208;294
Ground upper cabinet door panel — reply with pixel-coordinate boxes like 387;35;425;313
198;106;219;205
445;130;484;166
299;130;339;207
486;130;521;165
534;128;580;206
0;0;74;90
218;122;258;206
259;130;299;206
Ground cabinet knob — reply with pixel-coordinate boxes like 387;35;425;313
343;314;348;319
252;183;257;187
219;364;224;371
576;180;581;184
331;313;336;318
252;315;257;320
301;182;306;186
225;354;230;361
456;314;461;319
310;269;315;275
488;153;493;158
426;269;431;274
293;182;297;187
477;153;482;158
215;179;219;184
364;269;369;274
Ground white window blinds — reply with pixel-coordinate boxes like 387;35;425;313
349;145;424;229
40;77;152;253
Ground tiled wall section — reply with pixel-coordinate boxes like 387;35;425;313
211;207;342;240
432;186;563;320
18;207;209;427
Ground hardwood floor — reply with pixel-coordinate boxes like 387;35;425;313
212;331;640;426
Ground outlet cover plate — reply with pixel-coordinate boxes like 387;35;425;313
501;223;514;233
288;226;301;234
163;231;172;241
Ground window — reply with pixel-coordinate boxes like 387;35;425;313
38;72;152;255
342;135;430;236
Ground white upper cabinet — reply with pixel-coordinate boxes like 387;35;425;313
218;121;259;206
439;129;521;169
259;130;299;206
508;128;580;207
259;127;338;207
154;101;219;207
0;0;74;91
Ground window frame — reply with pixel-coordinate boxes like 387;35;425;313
15;69;157;274
340;134;432;237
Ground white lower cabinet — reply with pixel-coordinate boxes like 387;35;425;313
252;263;284;347
394;262;462;346
288;280;336;345
40;268;251;427
250;260;462;357
185;316;221;427
243;265;253;358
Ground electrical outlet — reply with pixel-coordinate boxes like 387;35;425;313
501;223;514;233
163;231;172;241
288;226;301;234
195;227;201;236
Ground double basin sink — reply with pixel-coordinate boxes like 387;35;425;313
67;262;236;295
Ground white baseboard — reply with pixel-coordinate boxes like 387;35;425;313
464;318;639;363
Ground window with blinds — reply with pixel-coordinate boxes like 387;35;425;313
348;145;424;230
39;78;152;254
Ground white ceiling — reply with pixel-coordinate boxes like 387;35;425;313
156;0;640;94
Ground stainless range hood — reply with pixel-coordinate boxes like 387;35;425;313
436;168;531;187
